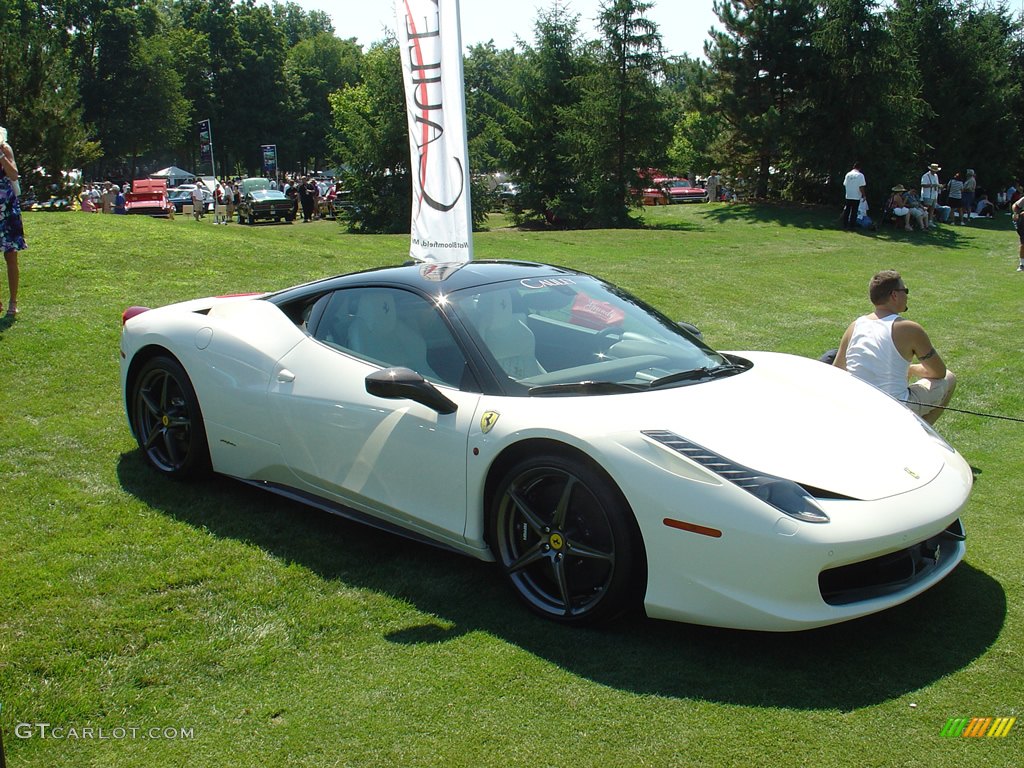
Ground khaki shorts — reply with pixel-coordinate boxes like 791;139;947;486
904;371;955;416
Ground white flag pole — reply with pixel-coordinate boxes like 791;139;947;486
395;0;474;262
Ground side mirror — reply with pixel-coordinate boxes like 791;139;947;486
677;321;703;340
365;367;457;414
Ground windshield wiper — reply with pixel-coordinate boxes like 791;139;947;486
648;363;746;389
527;381;644;396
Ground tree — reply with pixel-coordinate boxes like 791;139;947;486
562;0;669;226
888;0;1023;192
68;3;188;180
705;0;818;197
329;41;411;233
790;0;922;203
0;2;100;194
463;42;519;175
506;2;585;225
663;56;727;179
286;32;363;173
271;0;333;47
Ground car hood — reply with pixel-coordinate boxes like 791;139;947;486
538;351;960;502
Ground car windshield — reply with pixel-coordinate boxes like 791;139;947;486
251;190;286;201
449;275;741;394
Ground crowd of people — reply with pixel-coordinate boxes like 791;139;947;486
846;161;1019;234
76;174;345;223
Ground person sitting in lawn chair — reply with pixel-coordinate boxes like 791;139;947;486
903;188;928;230
885;185;914;231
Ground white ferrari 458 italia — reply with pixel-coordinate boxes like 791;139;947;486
119;261;972;630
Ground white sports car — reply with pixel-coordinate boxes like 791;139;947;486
119;261;972;630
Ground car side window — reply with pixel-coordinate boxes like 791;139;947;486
313;288;472;390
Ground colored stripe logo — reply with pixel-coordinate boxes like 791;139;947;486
940;717;1016;738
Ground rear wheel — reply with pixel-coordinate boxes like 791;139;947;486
130;356;210;479
489;454;642;624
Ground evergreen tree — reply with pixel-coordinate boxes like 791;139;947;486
463;42;518;176
706;0;818;197
562;0;669;226
889;0;1023;192
506;2;584;225
792;0;922;203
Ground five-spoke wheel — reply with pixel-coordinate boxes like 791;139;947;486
490;455;642;624
130;356;209;479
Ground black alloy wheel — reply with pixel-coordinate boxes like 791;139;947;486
131;356;210;479
490;455;642;624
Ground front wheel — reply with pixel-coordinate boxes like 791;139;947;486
130;356;210;479
489;454;643;624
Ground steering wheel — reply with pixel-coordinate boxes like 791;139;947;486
594;326;623;352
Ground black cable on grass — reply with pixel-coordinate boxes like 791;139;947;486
928;404;1024;423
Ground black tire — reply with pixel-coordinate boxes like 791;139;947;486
130;355;210;479
248;212;255;225
489;454;642;624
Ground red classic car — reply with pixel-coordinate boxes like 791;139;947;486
125;179;171;217
641;175;709;205
662;177;709;203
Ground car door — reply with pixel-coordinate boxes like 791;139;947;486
267;287;480;545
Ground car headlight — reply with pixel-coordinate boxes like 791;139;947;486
642;430;830;523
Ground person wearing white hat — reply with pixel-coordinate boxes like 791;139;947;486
920;163;941;227
886;185;914;231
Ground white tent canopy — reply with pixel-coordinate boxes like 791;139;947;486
149;166;195;185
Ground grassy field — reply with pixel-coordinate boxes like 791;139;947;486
1;205;1021;767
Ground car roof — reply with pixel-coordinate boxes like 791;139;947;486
269;260;582;304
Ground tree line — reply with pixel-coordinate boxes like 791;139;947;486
2;0;1022;230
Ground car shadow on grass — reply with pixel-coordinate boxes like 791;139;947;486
117;452;1004;712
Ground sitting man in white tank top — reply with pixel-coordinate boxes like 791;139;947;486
832;270;956;425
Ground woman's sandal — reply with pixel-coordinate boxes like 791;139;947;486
5;302;17;317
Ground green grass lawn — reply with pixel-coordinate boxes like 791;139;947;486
1;206;1021;767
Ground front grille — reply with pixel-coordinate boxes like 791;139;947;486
819;519;965;605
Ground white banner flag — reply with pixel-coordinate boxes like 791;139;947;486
395;0;473;262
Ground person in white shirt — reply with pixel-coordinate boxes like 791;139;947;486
842;162;866;230
833;270;956;424
191;184;205;221
920;163;941;227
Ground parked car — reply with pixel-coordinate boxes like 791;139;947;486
497;182;520;210
125;179;171;217
168;186;213;213
641;185;669;206
119;260;971;630
664;177;709;203
235;177;294;224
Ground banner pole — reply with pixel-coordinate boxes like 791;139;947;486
395;0;474;263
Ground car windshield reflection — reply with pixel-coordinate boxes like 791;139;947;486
450;276;740;393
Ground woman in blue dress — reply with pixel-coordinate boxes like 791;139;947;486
0;126;26;317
